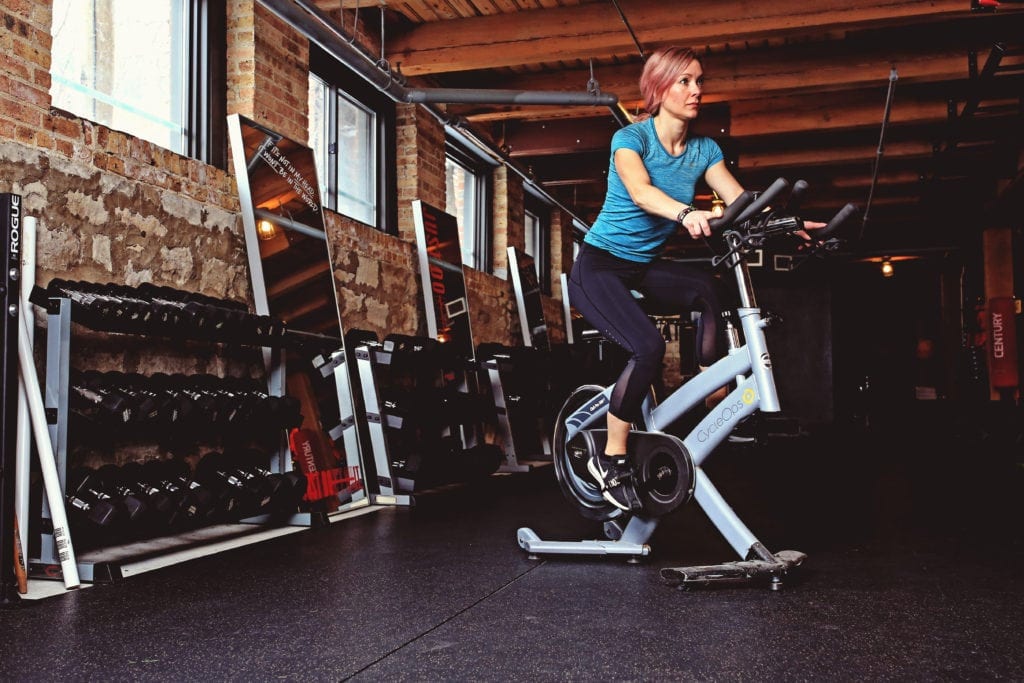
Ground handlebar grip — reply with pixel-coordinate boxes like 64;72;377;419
733;177;791;225
708;190;754;232
786;179;809;214
818;202;860;239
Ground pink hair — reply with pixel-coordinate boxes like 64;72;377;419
638;46;701;119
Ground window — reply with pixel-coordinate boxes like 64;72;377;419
50;0;226;166
445;140;492;271
524;190;551;294
308;46;396;232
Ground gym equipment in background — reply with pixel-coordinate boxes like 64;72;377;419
508;246;550;351
354;332;501;498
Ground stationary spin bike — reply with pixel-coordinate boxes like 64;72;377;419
517;178;858;590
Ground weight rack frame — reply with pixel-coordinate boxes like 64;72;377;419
29;295;346;583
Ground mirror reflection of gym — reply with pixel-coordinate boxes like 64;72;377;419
227;113;367;513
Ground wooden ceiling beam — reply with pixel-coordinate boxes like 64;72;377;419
453;47;973;122
499;108;729;156
728;92;951;137
498;90;957;159
384;0;973;75
737;140;936;171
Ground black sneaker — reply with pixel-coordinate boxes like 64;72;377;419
587;453;642;512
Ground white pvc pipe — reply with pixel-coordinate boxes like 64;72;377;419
14;215;35;576
18;306;80;589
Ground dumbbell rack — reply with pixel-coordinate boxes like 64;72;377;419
352;339;414;506
30;294;333;583
353;335;502;501
479;352;552;473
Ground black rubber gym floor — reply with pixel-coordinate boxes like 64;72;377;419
2;407;1023;682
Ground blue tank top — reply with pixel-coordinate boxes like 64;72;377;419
584;118;724;262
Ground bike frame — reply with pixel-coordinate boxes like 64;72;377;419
519;234;782;560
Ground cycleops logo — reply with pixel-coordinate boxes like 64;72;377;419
697;400;746;442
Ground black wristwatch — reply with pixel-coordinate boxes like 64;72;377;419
677;206;698;223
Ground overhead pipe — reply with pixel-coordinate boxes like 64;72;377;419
403;87;617;107
257;0;626;227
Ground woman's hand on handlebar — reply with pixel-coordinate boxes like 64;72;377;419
795;220;828;248
681;209;714;239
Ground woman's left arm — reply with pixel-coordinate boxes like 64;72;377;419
704;160;745;205
707;160;826;239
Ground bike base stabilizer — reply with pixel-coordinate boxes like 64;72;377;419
660;550;806;591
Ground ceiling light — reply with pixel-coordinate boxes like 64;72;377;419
881;258;894;278
257;218;278;241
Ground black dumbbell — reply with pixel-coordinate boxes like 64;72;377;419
94;464;149;528
193;452;259;520
65;466;121;530
68;372;132;426
151;373;219;428
140;459;217;529
110;372;167;426
116;461;177;526
223;449;290;513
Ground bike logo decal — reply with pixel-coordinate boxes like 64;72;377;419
567;395;608;430
742;388;756;405
761;352;771;368
696;400;746;442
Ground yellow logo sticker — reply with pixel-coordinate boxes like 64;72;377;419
742;388;756;405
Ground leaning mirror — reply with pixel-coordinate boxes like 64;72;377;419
227;113;367;514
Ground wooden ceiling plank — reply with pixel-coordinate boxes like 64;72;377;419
386;0;974;75
729;94;951;137
452;47;971;123
737;140;936;170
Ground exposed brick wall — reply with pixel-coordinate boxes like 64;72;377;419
226;1;308;143
465;267;516;347
492;166;524;278
1;0;53;148
544;207;575;345
326;211;423;340
550;208;575;292
395;103;446;243
226;0;257;120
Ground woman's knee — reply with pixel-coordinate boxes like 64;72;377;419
633;333;666;364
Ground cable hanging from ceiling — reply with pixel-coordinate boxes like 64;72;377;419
861;67;899;241
610;0;645;61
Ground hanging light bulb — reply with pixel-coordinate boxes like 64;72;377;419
880;258;894;278
257;218;277;241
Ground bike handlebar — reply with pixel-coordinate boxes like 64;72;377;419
732;177;791;225
786;179;809;215
707;190;755;232
707;176;860;244
817;201;859;240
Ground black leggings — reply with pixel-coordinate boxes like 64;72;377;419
568;243;728;423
